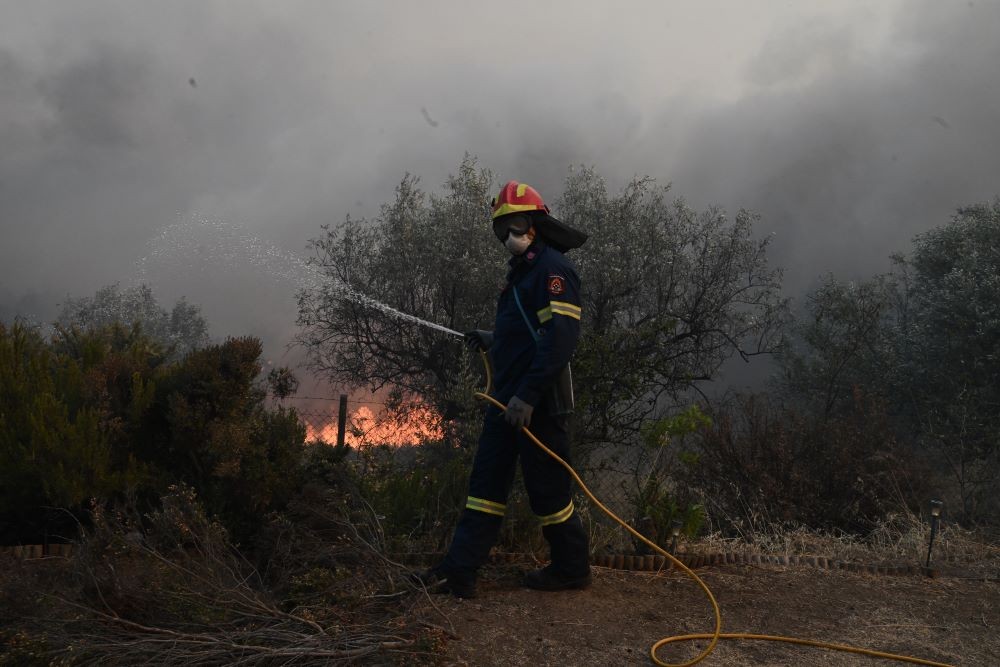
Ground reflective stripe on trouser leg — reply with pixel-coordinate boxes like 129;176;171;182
466;496;506;517
537;500;574;526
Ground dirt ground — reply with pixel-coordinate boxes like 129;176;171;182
414;561;1000;666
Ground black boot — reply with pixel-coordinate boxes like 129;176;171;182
540;513;591;582
410;565;477;599
522;564;591;591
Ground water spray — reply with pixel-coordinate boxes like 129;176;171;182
135;214;465;340
332;285;464;339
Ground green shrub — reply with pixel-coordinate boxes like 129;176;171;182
0;322;150;542
1;321;306;544
627;406;710;549
355;442;470;552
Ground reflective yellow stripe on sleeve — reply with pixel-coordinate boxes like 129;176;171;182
536;305;552;323
550;301;582;320
466;496;506;517
537;500;574;526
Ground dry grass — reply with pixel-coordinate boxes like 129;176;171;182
695;512;1000;576
553;489;1000;579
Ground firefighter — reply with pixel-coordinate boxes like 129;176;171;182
415;181;591;598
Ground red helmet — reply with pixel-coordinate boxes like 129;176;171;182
491;181;550;220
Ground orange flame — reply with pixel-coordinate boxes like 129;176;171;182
305;403;444;447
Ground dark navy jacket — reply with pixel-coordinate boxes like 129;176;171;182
490;240;582;408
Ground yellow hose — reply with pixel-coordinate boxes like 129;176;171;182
473;350;953;666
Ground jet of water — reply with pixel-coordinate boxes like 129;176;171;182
136;214;464;339
333;284;464;338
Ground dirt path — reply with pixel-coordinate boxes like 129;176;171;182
416;562;1000;666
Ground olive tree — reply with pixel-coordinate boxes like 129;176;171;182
777;274;902;420
296;157;788;451
558;168;787;448
57;283;209;358
778;199;1000;520
296;157;501;445
896;200;1000;517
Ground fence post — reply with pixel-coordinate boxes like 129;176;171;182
337;394;348;447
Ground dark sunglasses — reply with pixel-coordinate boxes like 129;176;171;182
492;215;531;242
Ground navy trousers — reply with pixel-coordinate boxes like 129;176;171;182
441;404;590;579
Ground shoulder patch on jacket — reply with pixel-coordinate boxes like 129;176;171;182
547;275;566;296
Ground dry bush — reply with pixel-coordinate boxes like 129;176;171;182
0;483;450;666
681;391;933;535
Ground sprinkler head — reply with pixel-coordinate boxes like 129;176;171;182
669;520;683;554
925;499;944;568
929;499;943;518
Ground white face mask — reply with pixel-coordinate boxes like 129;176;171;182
504;230;533;255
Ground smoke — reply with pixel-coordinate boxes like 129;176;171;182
1;1;998;383
663;2;1000;290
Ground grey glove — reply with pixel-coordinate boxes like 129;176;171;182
464;329;494;352
505;395;534;429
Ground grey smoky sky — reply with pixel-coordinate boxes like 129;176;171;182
2;1;999;379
